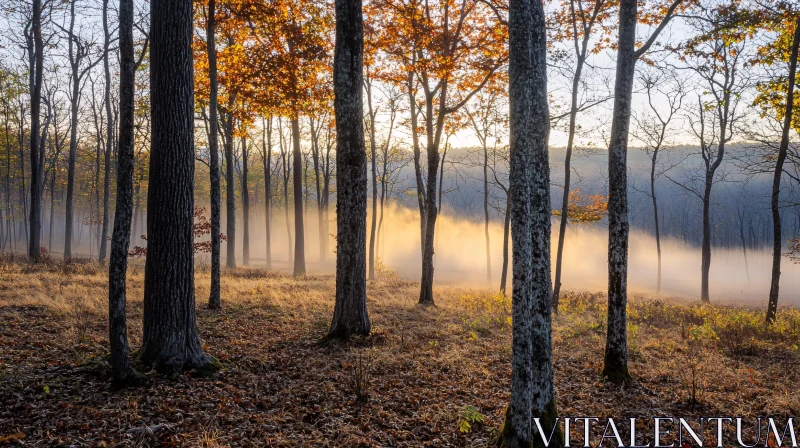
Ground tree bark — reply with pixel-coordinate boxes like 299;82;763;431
483;143;491;285
651;147;662;295
328;0;370;339
107;0;136;385
500;189;511;295
207;0;222;309
99;0;114;264
500;0;562;445
261;117;272;270
224;95;236;269
64;0;81;261
140;0;213;374
602;0;637;385
28;0;44;262
241;134;250;266
366;79;378;281
766;17;800;323
291;117;305;276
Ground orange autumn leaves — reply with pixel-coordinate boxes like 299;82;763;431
193;0;333;126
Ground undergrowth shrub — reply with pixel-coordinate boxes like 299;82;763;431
458;291;511;336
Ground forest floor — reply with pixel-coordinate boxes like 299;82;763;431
0;256;799;447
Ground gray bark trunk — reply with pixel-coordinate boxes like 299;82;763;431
224;95;236;269
767;17;800;323
261;117;272;270
140;0;212;374
291;117;305;275
28;0;44;261
603;0;637;384
328;0;370;339
500;0;561;445
207;0;222;309
242;134;250;266
99;0;114;264
107;0;136;385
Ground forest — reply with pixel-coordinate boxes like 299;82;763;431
0;0;799;446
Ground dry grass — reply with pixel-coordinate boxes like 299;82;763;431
0;258;798;446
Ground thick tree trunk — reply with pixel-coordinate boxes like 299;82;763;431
602;0;637;385
207;0;222;309
767;17;800;323
499;0;562;445
291;118;305;276
140;0;213;374
28;0;44;262
99;0;114;264
328;0;370;339
242;134;250;266
107;0;137;386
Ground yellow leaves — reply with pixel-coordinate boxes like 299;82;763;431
552;189;608;224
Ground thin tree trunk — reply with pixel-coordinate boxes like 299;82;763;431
224;95;237;269
366;80;378;280
28;0;44;261
261;117;272;270
499;189;510;295
241;133;250;266
328;0;370;339
483;143;491;285
291;117;305;275
207;0;222;309
107;0;136;385
701;177;712;303
603;0;637;384
651;149;662;295
767;16;800;323
64;0;82;262
99;0;114;264
499;0;562;443
140;0;214;374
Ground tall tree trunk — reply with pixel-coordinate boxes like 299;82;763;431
281;125;293;269
107;0;136;386
28;0;44;261
483;143;491;285
207;0;222;309
651;148;662;295
99;0;114;264
328;0;370;339
700;176;712;303
291;117;305;275
552;58;585;312
500;189;511;295
602;0;636;385
261;117;272;270
48;169;55;251
366;82;378;281
241;134;250;266
767;17;800;323
64;0;81;262
140;0;214;374
224;96;236;269
499;0;561;444
408;74;426;256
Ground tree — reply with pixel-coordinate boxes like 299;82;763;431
631;69;685;295
548;0;616;312
328;0;371;339
603;0;684;384
764;9;800;323
139;0;215;373
260;116;273;269
60;0;103;261
498;0;562;444
28;0;44;262
375;0;507;305
205;0;222;309
99;0;115;264
106;0;136;386
678;2;749;303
